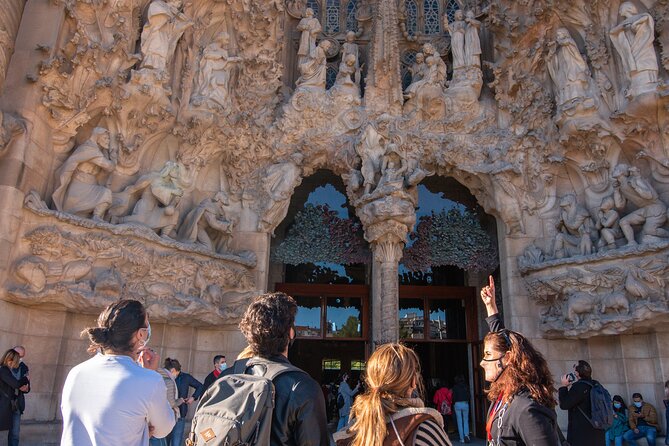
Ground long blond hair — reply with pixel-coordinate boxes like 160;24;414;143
348;343;424;446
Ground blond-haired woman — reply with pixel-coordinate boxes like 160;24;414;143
0;349;30;438
334;343;451;446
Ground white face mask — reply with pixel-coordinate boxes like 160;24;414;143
218;362;227;372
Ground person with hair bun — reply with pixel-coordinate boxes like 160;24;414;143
60;299;175;445
480;276;560;446
334;343;451;446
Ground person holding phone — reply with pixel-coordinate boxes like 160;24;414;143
60;299;175;446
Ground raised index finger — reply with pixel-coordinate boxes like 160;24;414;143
488;275;495;290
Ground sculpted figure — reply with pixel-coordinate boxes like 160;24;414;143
296;40;331;90
139;0;192;73
612;163;668;246
0;27;12;90
404;53;444;101
52;128;116;220
553;194;595;259
296;8;322;64
464;10;481;68
331;53;360;101
609;2;658;95
444;10;466;70
375;144;407;193
342;31;360;73
118;161;189;238
356;116;391;195
0;110;25;158
596;195;621;251
178;192;234;253
546;28;589;107
408;52;426;84
192;32;243;110
259;153;304;232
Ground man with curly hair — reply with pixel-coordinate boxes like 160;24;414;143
235;292;330;446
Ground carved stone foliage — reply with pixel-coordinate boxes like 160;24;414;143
9;203;256;325
522;246;669;338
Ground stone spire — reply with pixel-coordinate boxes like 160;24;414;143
364;0;403;115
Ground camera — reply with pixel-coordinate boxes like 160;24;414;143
566;372;576;383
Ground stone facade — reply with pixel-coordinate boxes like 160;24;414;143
0;0;668;431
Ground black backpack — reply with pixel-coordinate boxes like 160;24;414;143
577;381;614;430
187;357;303;446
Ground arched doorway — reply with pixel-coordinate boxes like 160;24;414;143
269;172;500;436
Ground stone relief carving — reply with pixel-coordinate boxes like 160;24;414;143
7;219;256;325
609;2;659;98
297;8;321;65
139;0;192;76
552;193;595;259
52;128;116;220
257;153;304;233
178;192;235;253
295;40;331;92
546;28;593;114
0;110;26;158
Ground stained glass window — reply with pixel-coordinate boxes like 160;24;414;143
405;0;417;36
306;0;320;20
401;50;417;91
346;0;359;32
326;64;338;90
446;0;459;23
424;0;440;34
326;0;340;33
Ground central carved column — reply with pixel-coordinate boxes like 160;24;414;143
370;231;405;345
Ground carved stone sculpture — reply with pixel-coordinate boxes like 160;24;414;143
374;144;407;195
595;195;621;251
139;0;192;74
404;43;447;119
0;26;11;91
553;194;595;259
0;110;25;158
191;33;243;111
342;31;360;76
258;153;304;233
178;192;234;253
356;116;391;195
444;10;466;71
52;128;116;221
295;40;331;91
331;53;361;103
612;163;668;246
546;28;591;108
115;161;191;237
408;52;426;84
296;8;322;64
464;10;481;69
609;2;658;97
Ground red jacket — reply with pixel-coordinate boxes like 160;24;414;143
433;387;452;415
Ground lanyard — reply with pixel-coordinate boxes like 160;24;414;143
486;393;507;442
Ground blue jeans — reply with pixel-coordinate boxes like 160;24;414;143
454;401;469;442
167;418;186;446
149;437;168;446
623;425;657;446
605;430;624;446
8;410;20;446
337;411;349;431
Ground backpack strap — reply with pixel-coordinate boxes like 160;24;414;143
575;380;594;425
239;357;305;382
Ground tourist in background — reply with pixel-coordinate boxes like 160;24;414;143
60;299;175;445
150;364;184;446
333;343;451;446
3;346;29;446
480;276;560;446
337;371;360;431
558;360;606;446
623;393;659;446
606;395;629;446
164;358;203;446
0;348;30;446
452;375;471;443
432;381;452;435
202;355;226;393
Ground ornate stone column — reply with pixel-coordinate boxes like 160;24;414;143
370;230;405;345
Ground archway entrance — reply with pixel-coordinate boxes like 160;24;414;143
269;172;499;437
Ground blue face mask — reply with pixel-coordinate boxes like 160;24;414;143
634;401;642;408
613;402;622;409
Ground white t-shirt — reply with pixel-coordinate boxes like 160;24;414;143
61;353;176;446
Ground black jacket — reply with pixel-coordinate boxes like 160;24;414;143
202;370;219;394
175;372;204;418
228;355;330;446
485;314;560;446
559;380;606;446
0;366;29;430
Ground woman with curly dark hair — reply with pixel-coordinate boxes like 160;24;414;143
480;276;560;446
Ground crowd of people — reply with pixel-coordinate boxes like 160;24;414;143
0;276;668;445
